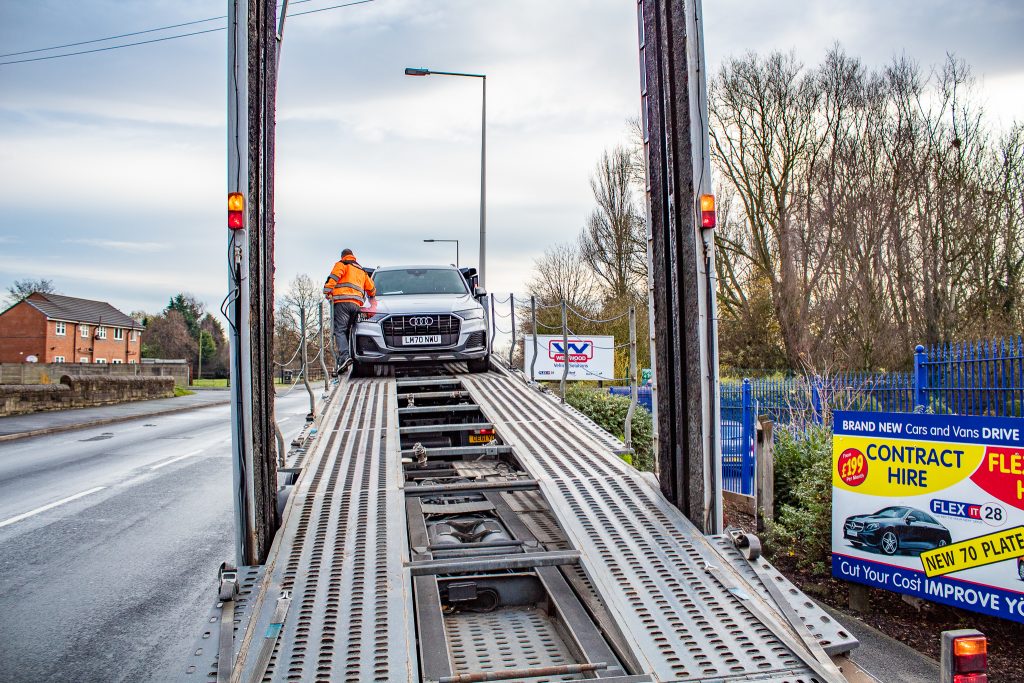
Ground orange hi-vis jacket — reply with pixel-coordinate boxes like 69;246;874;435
323;254;376;306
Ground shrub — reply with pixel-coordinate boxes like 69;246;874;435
768;425;833;575
773;425;831;511
564;385;654;472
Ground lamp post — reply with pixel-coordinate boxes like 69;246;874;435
405;67;487;288
423;238;459;268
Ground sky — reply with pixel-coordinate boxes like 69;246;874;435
1;0;1023;318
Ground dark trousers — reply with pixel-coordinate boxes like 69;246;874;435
332;301;359;367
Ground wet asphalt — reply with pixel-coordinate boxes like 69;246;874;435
0;392;313;683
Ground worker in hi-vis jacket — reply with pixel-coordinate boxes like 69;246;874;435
323;248;376;375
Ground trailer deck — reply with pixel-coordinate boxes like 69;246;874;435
185;367;857;683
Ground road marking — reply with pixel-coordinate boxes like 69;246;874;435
0;486;107;529
150;449;205;470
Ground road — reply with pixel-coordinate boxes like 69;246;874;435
0;391;318;683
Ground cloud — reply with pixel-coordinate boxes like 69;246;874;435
1;0;1022;314
63;238;169;253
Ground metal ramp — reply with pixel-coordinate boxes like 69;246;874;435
186;369;856;683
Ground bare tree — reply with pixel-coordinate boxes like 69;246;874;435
710;46;1024;372
5;278;56;306
579;146;647;301
527;242;598;314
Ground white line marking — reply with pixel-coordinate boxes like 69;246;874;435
0;486;107;529
150;449;205;470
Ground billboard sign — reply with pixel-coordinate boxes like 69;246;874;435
832;410;1024;623
523;335;615;381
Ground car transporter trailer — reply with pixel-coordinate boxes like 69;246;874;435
191;0;880;680
181;364;868;682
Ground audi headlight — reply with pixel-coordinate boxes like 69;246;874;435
455;308;484;320
358;312;386;322
866;523;880;531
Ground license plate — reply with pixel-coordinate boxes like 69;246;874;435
468;435;494;444
402;335;441;345
848;530;858;537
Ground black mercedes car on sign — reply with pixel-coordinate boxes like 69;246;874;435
844;506;952;556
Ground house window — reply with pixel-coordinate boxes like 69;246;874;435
81;325;89;338
54;356;65;363
95;358;107;364
112;358;123;364
130;330;138;342
113;328;124;340
80;357;89;363
97;326;107;340
55;322;66;336
128;359;136;364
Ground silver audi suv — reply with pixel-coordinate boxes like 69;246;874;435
351;265;490;374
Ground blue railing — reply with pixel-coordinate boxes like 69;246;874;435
610;335;1024;495
918;339;1024;418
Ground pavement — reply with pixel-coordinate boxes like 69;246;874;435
0;391;317;683
818;600;941;683
0;390;230;440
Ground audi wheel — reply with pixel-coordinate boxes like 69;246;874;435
880;530;899;556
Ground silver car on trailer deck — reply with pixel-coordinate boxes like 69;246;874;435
352;264;490;374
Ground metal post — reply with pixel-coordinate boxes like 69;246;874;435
741;379;753;496
914;344;928;411
318;301;329;392
560;301;568;403
488;293;496;356
274;412;286;468
329;301;336;372
811;376;822;424
530;296;538;382
479;76;486;289
625;306;638;452
508;296;516;370
227;0;256;567
638;0;719;533
299;304;315;419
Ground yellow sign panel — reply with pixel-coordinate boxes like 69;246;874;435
832;434;986;497
920;525;1024;578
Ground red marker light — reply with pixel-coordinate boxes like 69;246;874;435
228;192;245;230
953;635;987;683
700;194;716;229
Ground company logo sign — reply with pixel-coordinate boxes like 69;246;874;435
407;316;434;327
548;340;594;363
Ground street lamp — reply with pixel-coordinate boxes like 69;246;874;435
405;66;487;288
423;238;459;268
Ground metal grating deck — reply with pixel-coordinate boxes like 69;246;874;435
462;371;837;682
707;537;858;657
445;607;584;682
231;379;417;682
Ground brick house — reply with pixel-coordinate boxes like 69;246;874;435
0;293;145;365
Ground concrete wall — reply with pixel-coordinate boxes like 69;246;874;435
0;362;189;387
0;374;175;417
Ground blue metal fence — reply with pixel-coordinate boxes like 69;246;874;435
609;335;1024;495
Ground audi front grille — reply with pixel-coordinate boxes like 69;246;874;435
381;314;461;348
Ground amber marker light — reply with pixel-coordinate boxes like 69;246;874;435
228;192;245;229
700;194;716;229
